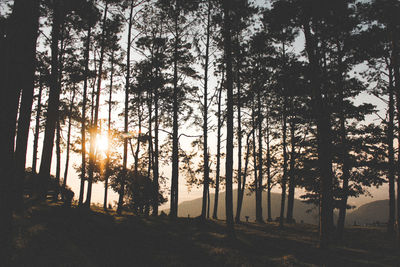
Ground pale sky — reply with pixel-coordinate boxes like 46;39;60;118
21;0;390;212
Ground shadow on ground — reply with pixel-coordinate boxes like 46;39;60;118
10;202;400;266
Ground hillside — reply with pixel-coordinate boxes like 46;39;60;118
173;192;392;226
346;200;389;226
171;189;319;224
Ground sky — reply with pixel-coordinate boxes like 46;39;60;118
16;0;391;213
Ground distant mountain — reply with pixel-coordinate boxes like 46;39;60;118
166;189;320;225
164;191;390;226
346;200;389;225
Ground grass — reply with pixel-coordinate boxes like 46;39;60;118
8;202;400;266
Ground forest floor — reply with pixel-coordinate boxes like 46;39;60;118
8;201;400;266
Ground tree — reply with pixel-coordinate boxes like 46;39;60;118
0;0;39;259
231;0;257;224
212;72;224;219
38;0;78;199
301;3;335;248
157;0;199;219
117;0;144;214
13;0;40;210
77;0;99;206
85;0;109;208
352;0;400;237
222;0;235;236
62;63;81;188
263;0;300;227
103;34;123;210
200;0;212;221
31;69;46;174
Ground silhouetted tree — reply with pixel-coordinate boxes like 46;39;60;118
222;0;235;236
0;0;39;259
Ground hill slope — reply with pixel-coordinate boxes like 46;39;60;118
346;199;389;225
173;189;319;224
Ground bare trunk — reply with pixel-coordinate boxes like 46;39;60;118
257;88;263;223
279;96;288;228
32;79;43;174
223;0;235;236
286;118;296;223
237;130;252;222
235;105;243;223
390;27;400;241
132;104;142;214
63;85;76;187
55;20;66;200
134;106;142;175
152;68;160;215
78;25;91;206
55;119;61;198
266;108;272;222
212;74;223;219
117;0;134;215
104;52;114;211
336;48;350;238
38;1;63;199
387;62;396;235
170;10;180;219
235;37;243;224
147;90;153;181
85;2;108;208
201;1;211;220
252;106;259;222
207;187;210;219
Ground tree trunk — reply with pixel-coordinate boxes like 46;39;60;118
55;118;61;199
387;61;396;235
152;68;160;215
117;0;134;215
63;85;76;187
13;3;39;209
213;73;223;219
90;62;96;125
104;51;114;211
286;117;296;223
0;0;39;259
252;106;259;222
132;103;142;214
201;0;211;220
54;19;67;201
303;20;334;248
390;26;400;241
134;105;142;176
38;0;63;199
85;1;108;208
279;96;288;228
235;36;243;224
147;90;153;180
207;187;210;219
257;87;263;223
336;47;350;238
223;0;235;236
266;107;272;222
237;130;252;222
170;8;180;219
78;25;91;206
32;79;43;174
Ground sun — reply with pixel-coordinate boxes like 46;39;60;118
96;132;109;154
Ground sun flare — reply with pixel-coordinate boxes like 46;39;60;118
96;133;109;153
